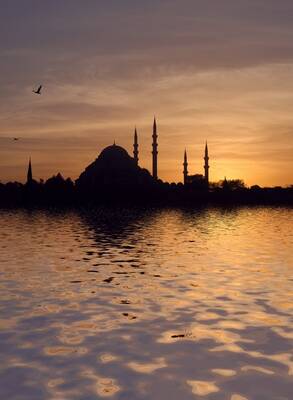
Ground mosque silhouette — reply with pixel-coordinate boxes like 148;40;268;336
27;118;210;191
3;117;289;207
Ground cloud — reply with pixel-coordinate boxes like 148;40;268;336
0;1;293;185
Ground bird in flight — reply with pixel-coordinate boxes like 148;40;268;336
33;85;42;95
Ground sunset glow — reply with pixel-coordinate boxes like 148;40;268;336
1;1;293;186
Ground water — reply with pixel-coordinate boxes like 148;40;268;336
0;207;292;400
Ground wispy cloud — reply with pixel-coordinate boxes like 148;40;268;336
0;1;293;185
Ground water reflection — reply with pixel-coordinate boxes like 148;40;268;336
0;207;292;399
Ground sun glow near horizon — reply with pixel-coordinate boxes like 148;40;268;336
0;2;293;186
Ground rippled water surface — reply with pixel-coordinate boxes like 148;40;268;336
0;207;292;400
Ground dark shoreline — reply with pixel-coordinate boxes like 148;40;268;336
1;199;292;210
1;179;293;209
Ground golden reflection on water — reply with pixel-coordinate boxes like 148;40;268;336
81;368;120;397
212;369;237;377
127;357;167;374
187;380;219;396
0;207;292;399
240;365;274;375
99;353;119;364
230;395;249;400
45;346;88;356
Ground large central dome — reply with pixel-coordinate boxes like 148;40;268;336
76;143;154;194
98;144;132;167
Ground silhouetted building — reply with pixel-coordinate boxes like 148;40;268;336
6;120;293;207
186;174;206;189
183;143;210;188
152;117;158;179
76;143;154;197
22;119;215;204
133;127;139;166
27;157;33;184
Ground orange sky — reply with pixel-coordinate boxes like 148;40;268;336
0;1;293;186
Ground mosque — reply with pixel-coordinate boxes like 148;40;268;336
27;118;210;188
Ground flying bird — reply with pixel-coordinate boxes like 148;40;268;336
33;85;42;95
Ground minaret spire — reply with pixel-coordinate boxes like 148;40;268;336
204;141;209;186
133;126;139;166
152;117;158;179
27;157;33;184
183;149;188;185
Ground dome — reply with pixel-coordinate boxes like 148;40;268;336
98;144;130;164
76;143;154;192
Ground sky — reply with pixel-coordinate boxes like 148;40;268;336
0;0;293;186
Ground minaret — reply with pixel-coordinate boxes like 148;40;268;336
133;127;139;166
183;149;188;185
27;157;33;184
152;117;158;179
204;141;209;186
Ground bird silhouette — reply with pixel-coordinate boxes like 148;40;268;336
33;85;42;95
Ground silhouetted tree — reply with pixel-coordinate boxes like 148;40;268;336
221;179;246;191
44;173;75;205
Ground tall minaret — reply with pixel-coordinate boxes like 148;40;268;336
133;127;139;166
204;141;209;185
27;157;33;184
183;149;188;185
152;117;158;179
